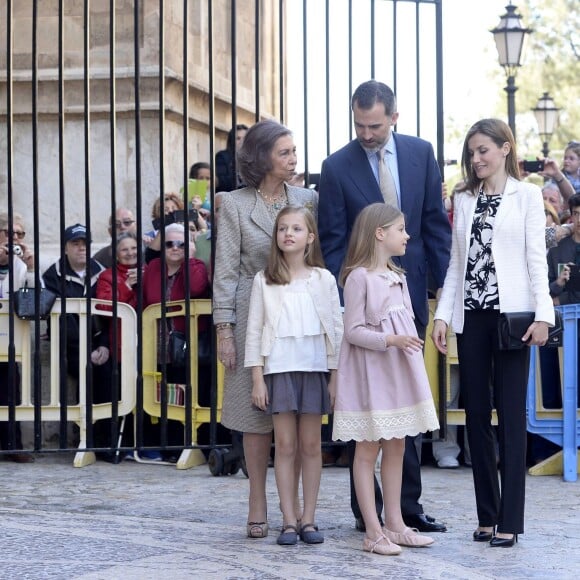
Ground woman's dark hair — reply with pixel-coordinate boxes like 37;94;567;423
189;161;210;179
226;124;249;152
237;120;293;188
461;118;519;194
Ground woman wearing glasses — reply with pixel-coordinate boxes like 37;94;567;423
142;223;209;460
0;213;35;462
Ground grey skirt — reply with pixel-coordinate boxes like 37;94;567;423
263;371;330;415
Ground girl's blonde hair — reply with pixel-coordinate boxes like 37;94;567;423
264;205;325;285
339;203;404;287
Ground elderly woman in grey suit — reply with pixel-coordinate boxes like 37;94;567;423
431;119;553;548
213;120;318;538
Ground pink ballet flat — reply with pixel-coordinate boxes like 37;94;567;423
382;526;434;547
362;534;402;556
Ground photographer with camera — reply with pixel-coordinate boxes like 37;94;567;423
537;151;576;201
0;212;35;462
0;213;35;276
144;193;208;265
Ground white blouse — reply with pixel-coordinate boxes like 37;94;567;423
264;277;328;375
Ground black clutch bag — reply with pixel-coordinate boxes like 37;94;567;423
498;310;563;350
13;284;57;320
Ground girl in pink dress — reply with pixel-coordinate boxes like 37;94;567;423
332;203;439;556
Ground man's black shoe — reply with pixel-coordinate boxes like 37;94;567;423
355;516;384;532
403;513;447;532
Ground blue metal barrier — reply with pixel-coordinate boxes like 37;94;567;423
527;305;579;482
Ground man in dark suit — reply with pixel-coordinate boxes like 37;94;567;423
318;80;451;533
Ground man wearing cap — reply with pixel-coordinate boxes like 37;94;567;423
42;224;110;385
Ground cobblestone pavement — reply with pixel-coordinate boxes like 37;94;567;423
1;454;579;579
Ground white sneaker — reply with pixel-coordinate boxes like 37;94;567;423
437;456;459;469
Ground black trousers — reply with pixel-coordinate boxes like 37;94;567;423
0;363;23;451
457;309;529;534
348;322;426;519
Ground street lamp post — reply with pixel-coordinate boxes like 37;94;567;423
532;92;560;158
491;3;532;139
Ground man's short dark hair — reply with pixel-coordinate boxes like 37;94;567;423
351;80;397;116
189;161;210;179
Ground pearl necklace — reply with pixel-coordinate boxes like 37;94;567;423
257;187;288;210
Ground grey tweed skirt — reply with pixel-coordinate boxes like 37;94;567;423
263;371;330;415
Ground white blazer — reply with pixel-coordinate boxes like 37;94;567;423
244;268;343;369
435;177;554;333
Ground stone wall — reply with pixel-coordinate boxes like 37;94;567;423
0;0;280;265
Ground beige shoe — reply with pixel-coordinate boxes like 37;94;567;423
382;527;434;547
362;534;402;556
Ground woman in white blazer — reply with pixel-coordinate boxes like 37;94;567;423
431;119;553;548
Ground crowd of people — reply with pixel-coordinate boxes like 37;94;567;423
2;79;578;555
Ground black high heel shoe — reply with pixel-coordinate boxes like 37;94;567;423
473;528;494;542
489;533;518;548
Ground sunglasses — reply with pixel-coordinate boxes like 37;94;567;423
165;240;185;249
1;228;25;239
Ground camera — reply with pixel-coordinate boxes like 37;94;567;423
522;160;544;173
153;209;200;232
12;245;23;256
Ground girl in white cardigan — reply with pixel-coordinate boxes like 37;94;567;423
245;206;343;547
431;119;553;548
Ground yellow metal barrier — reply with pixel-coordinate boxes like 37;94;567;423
141;299;222;469
0;298;137;467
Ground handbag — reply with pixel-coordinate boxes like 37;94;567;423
168;330;188;367
168;329;211;367
13;283;57;320
498;310;563;350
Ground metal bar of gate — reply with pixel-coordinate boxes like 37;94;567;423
107;0;120;448
57;0;68;448
133;0;145;456
182;0;193;447
83;0;95;449
4;0;17;453
31;0;42;451
208;0;218;452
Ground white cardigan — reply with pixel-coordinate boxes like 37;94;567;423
435;177;554;333
244;268;344;369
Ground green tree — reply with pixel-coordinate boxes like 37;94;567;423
517;0;580;157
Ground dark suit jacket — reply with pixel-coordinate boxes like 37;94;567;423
318;134;451;328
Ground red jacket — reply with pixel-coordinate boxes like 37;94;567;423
142;257;209;333
96;263;139;359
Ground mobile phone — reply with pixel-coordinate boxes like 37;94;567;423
188;208;200;228
171;210;185;223
523;160;544;173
